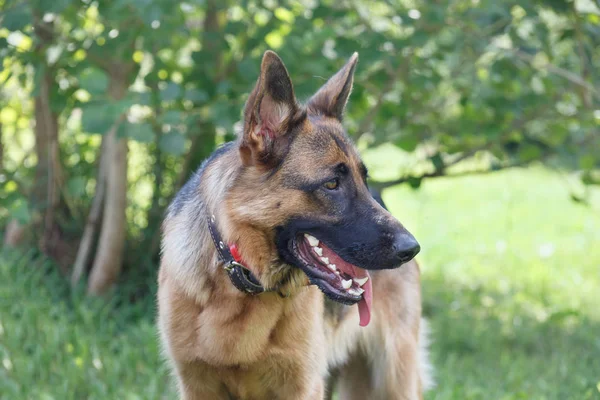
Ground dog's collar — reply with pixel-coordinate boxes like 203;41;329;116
207;214;267;295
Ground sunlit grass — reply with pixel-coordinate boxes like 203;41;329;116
381;166;600;400
1;165;599;399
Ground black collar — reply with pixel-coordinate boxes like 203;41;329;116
207;214;267;295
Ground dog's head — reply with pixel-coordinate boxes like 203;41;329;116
227;51;419;325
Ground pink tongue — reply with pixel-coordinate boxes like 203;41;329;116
358;273;372;327
320;246;373;327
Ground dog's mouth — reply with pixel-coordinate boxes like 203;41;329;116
291;233;373;327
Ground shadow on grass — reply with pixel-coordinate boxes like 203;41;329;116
0;248;159;336
0;249;173;399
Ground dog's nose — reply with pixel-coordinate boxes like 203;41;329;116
392;232;420;264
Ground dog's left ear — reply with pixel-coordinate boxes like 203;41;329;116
240;51;301;167
308;52;358;120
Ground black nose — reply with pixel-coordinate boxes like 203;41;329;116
393;232;420;264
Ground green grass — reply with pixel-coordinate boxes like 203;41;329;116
1;165;599;399
380;166;600;400
0;252;174;400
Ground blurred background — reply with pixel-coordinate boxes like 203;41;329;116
0;0;599;398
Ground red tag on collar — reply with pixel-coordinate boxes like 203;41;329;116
229;243;242;263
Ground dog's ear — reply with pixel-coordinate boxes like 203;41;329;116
308;52;358;120
240;51;302;167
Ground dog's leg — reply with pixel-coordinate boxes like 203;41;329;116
178;381;225;400
170;357;249;400
336;334;423;400
279;378;324;400
336;352;372;400
312;380;325;400
369;333;423;400
179;386;226;400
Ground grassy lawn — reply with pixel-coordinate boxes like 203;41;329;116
378;164;600;400
1;164;599;399
0;251;173;400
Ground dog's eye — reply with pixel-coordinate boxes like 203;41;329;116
324;179;339;190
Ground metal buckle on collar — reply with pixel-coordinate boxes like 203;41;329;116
208;212;271;295
224;260;244;272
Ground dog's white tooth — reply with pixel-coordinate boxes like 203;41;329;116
320;257;329;265
305;234;319;247
354;276;369;287
313;247;323;256
342;279;352;289
328;264;337;271
335;270;340;276
348;287;364;296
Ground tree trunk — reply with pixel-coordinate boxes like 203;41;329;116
30;19;55;213
141;82;165;261
18;17;70;268
87;66;130;295
71;139;107;287
4;220;26;247
35;71;66;269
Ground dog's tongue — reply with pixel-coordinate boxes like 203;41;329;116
357;272;372;327
320;247;373;327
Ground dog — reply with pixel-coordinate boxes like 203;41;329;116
157;50;433;400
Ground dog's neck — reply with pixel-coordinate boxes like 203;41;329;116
214;211;308;297
163;145;308;303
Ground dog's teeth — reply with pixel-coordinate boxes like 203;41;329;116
335;270;340;276
342;279;352;289
313;247;323;256
305;234;319;247
320;257;329;265
349;287;365;296
328;264;337;271
354;276;369;287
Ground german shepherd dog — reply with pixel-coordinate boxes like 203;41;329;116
158;51;433;399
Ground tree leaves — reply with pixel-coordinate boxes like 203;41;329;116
160;83;181;102
407;176;423;190
119;121;154;142
81;103;119;135
9;197;31;224
3;0;598;211
158;133;186;155
79;68;109;96
67;176;88;198
159;110;182;126
1;4;31;32
35;0;72;14
81;100;130;134
184;89;209;104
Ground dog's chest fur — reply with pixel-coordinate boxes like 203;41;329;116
322;299;366;369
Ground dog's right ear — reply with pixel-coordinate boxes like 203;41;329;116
240;51;302;168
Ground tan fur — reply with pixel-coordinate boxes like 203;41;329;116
324;262;433;400
157;51;432;399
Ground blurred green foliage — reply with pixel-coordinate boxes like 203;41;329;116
1;0;599;238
